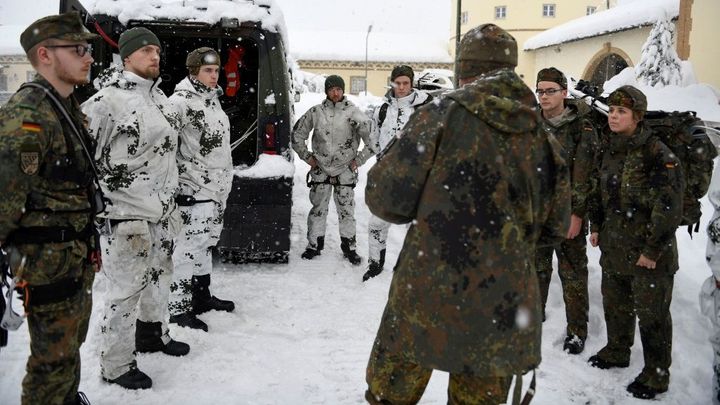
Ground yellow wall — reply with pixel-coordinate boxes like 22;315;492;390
532;27;652;87
0;55;34;94
688;0;720;90
449;0;610;86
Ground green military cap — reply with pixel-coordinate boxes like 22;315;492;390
536;67;567;89
456;23;517;79
186;47;221;68
119;27;161;60
20;12;98;53
607;85;648;114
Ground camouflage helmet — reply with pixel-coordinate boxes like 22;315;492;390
186;47;221;69
456;23;517;80
536;67;567;89
607;85;647;115
20;12;98;53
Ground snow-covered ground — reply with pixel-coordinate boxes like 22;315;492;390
0;91;716;404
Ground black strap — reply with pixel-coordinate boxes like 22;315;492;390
6;224;94;245
21;277;83;307
175;195;214;207
20;82;105;213
377;103;389;129
305;171;356;188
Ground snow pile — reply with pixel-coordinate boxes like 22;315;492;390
635;16;682;87
524;0;679;50
603;65;720;122
233;153;294;179
80;0;289;47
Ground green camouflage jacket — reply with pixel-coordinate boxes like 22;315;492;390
365;68;570;376
0;75;94;284
540;100;598;218
590;126;685;274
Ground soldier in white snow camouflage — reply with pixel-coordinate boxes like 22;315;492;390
363;65;433;282
292;75;373;265
168;47;235;333
81;27;188;390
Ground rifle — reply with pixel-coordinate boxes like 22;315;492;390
569;79;720;148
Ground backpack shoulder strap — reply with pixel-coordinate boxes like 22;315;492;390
377;102;389;129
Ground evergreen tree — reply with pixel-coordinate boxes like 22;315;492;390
635;15;683;87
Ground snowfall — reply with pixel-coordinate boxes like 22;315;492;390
3;0;720;403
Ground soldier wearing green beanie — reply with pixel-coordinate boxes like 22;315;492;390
1;11;98;405
82;24;190;390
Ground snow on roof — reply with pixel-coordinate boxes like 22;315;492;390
81;0;289;46
289;30;452;64
523;0;679;51
0;25;28;55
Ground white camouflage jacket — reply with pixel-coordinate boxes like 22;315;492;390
82;66;179;223
292;96;373;177
372;89;432;154
169;77;233;208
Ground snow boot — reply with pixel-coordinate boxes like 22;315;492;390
170;312;208;332
192;274;235;314
588;353;629;369
341;237;362;266
627;380;667;400
135;320;190;356
103;367;152;390
562;334;585;355
363;249;386;281
301;236;324;260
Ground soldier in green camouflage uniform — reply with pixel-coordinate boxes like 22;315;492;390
587;86;684;400
534;67;599;354
0;13;99;405
364;24;570;404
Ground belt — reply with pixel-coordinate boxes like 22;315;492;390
6;224;94;245
17;276;83;308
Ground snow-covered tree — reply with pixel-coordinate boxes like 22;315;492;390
635;15;683;87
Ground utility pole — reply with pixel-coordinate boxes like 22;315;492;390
365;24;373;95
455;0;462;87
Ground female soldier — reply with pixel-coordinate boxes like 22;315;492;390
588;85;684;400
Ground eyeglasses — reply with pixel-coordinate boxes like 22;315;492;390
535;88;563;96
46;44;93;57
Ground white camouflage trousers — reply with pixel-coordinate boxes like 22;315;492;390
306;166;357;249
99;217;178;380
368;213;391;262
170;201;224;316
700;276;720;405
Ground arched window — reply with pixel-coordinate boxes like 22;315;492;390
589;53;628;85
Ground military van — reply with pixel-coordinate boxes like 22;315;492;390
61;0;294;263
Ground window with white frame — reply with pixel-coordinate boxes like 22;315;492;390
461;11;469;25
586;6;597;15
543;4;556;17
350;76;366;95
495;6;507;19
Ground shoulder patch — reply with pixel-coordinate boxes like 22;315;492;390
19;141;42;175
21;121;42;133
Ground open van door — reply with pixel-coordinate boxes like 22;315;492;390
60;0;294;264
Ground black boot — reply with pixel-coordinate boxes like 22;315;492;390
363;249;385;281
301;236;324;260
588;353;629;369
627;380;667;400
72;392;91;405
341;237;362;266
102;367;152;390
170;312;208;332
562;334;586;355
192;274;235;314
135;319;190;356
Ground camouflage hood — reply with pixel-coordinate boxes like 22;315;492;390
173;76;224;101
446;68;538;135
93;64;164;94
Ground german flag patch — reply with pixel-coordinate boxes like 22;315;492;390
21;122;42;133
